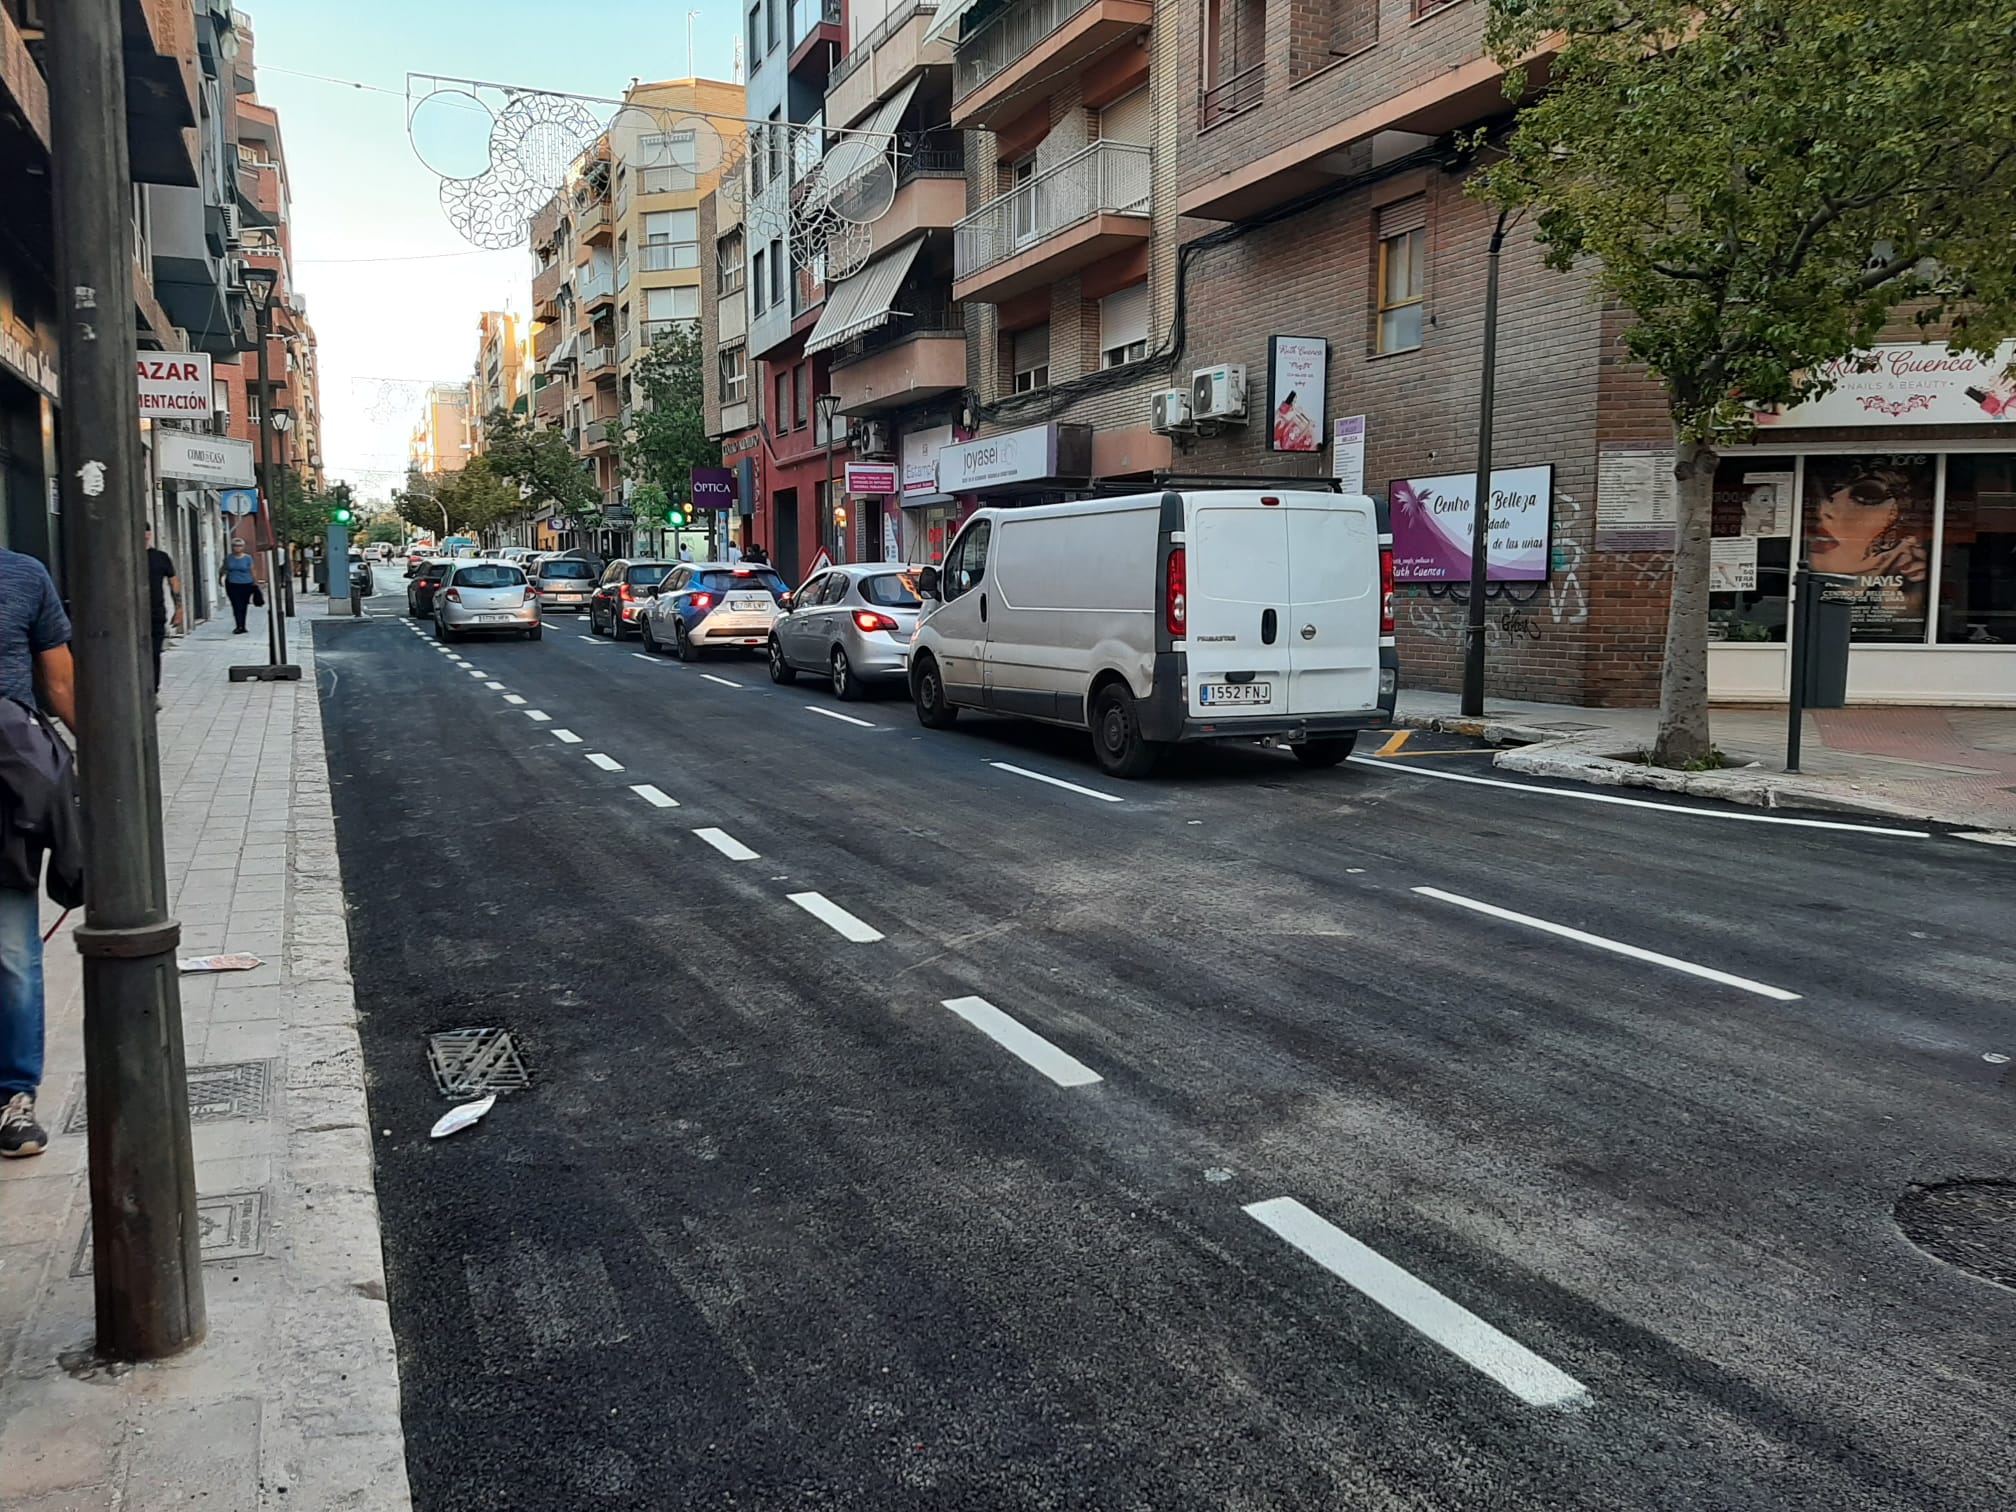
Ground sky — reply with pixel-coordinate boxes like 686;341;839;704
245;0;747;503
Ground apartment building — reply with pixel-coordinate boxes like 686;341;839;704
701;185;760;544
410;384;473;476
468;310;528;455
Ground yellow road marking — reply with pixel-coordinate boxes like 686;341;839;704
1374;730;1412;757
1387;747;1500;757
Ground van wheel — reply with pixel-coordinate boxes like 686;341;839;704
1291;735;1357;768
1090;683;1164;778
831;648;862;701
913;656;957;728
768;637;797;684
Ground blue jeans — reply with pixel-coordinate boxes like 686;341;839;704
0;887;43;1097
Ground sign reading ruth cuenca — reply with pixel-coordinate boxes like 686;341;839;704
136;351;213;417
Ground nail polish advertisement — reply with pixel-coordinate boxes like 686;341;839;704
1267;336;1327;452
1752;340;2016;428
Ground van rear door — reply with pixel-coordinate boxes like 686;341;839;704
1182;496;1290;721
1283;496;1380;716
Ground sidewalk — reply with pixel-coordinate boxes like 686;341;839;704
1397;689;2016;832
0;610;412;1510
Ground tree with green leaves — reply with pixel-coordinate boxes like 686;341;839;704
393;457;525;542
1478;0;2016;764
481;405;604;538
612;322;719;528
363;518;406;546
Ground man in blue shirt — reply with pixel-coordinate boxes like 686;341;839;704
0;547;75;1158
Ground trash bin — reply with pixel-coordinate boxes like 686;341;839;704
1799;572;1854;709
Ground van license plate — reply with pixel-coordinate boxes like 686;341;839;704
1201;682;1271;706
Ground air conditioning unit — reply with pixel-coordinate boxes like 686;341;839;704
226;256;248;290
851;419;891;457
220;204;242;244
1150;388;1193;435
1191;364;1247;424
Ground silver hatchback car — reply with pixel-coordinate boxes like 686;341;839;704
767;563;926;699
528;555;598;613
434;560;541;642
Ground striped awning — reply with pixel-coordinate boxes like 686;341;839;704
803;238;925;356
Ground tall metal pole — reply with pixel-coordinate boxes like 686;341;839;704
252;310;290;666
48;0;205;1361
1461;210;1511;718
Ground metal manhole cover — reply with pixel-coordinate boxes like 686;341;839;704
1896;1180;2016;1289
63;1060;273;1134
72;1189;267;1276
427;1028;530;1097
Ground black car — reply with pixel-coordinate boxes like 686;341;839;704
587;558;676;640
406;559;453;617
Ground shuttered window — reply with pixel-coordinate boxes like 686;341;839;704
1375;197;1427;353
1100;283;1149;368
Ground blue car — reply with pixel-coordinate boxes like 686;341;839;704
638;562;791;661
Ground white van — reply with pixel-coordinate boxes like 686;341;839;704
909;489;1395;777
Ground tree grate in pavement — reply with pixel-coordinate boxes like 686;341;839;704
61;1060;273;1134
427;1028;530;1097
72;1189;267;1276
1895;1180;2016;1290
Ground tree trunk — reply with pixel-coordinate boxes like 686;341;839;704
1653;432;1718;766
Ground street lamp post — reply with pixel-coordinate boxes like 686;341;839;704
816;393;841;565
234;266;300;682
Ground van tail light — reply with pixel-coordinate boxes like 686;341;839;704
853;610;900;633
1165;547;1187;638
445;589;462;604
1379;546;1395;636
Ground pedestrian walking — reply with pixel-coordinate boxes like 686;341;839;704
145;527;184;699
743;541;768;566
222;538;259;633
678;542;695;563
0;546;77;1159
724;540;743;564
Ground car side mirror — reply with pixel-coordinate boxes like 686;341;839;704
917;566;941;599
646;584;661;598
779;591;795;611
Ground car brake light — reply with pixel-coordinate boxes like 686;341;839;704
1165;547;1186;638
853;610;899;633
620;583;634;600
445;589;462;603
1379;546;1395;636
692;592;713;610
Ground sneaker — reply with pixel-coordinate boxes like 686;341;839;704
0;1093;45;1159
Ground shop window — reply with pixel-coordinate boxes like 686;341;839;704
1938;455;2016;644
1708;459;1795;642
1802;454;1936;643
1100;284;1149;369
1011;323;1050;394
1375;199;1426;353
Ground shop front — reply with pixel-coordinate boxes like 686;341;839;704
932;421;1093;520
899;423;958;563
1707;342;2016;704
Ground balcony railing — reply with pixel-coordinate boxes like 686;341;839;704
954;141;1149;281
640;318;694;346
616;256;631;289
578;265;616;303
532;321;564;362
618;329;635;363
1200;62;1265;128
534;383;565;420
954;0;1097;100
791;0;842;49
640;240;699;272
897;130;966;181
835;301;966;363
639;164;698;196
583;419;615;447
580;344;616;374
829;0;937;92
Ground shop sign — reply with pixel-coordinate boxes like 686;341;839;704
903;425;953;498
936;423;1090;492
1390;463;1553;583
137;351;212;417
1267;336;1327;452
882;508;901;563
1755;340;2016;428
1;319;58;400
691;466;735;510
157;431;254;486
1709;537;1758;592
845;462;899;495
1331;415;1367;493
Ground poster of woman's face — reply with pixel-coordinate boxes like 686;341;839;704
1802;456;1934;641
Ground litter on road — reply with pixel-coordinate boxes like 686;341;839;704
177;953;263;973
429;1094;497;1139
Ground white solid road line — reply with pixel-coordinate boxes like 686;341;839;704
786;891;884;943
551;729;582;744
988;761;1124;804
1412;886;1801;1001
631;653;658;663
693;827;759;861
523;710;550;723
1347;755;1929;838
578;635;600;643
940;996;1102;1088
1244;1197;1588;1410
585;753;624;772
806;706;876;728
700;673;744;689
484;681;505;690
630;783;678;807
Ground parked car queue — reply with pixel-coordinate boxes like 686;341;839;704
398;489;1397;778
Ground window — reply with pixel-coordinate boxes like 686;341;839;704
1011;324;1050;393
775;371;790;432
816;573;850;606
642;209;699;271
862;572;923;608
719;345;748;404
718;233;745;293
636;131;698;193
945;521;991;598
792;364;808;428
769;240;785;306
1202;0;1268;122
645;285;699;322
766;0;781;51
752;248;768;313
1708;458;1795;643
751;123;769;195
1375;198;1426;353
452;565;526;587
1100;284;1149;369
1802;455;1936;643
1010;156;1039;244
767;110;785;188
748;5;763;67
1939;456;2016;644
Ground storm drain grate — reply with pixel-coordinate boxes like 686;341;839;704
72;1189;267;1276
1896;1180;2016;1290
62;1060;274;1134
427;1028;530;1098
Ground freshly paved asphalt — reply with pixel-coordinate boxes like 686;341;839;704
315;568;2016;1511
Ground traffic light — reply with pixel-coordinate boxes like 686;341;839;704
665;501;689;529
833;503;848;529
330;502;354;526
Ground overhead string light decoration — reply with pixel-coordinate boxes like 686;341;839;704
405;73;906;262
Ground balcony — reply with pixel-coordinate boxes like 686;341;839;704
1200;62;1265;130
616;256;631;290
580;344;617;379
532;320;565;363
532;259;566;320
831;305;967;414
953;141;1149;302
618;329;635;364
827;1;949;129
534;383;565;422
638;164;698;197
583;419;616;451
579;265;617;311
951;0;1152;131
789;0;844;79
574;199;613;255
640;318;692;347
639;240;699;273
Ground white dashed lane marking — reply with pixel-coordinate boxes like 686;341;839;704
502;694;526;706
523;710;550;723
693;827;759;861
939;996;1101;1088
630;784;678;807
551;729;582;744
786;891;883;943
585;753;623;772
806;706;875;728
484;681;505;690
700;674;744;689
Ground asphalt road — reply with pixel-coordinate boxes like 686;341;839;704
316;568;2016;1511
